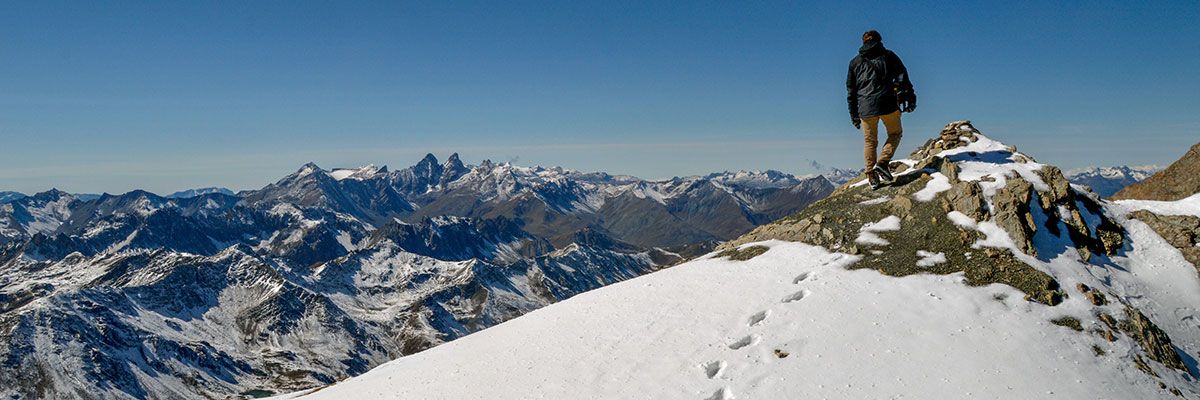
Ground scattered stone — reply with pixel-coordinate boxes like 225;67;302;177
774;349;790;358
1133;354;1159;377
1098;313;1118;331
1050;317;1083;332
715;246;770;261
1076;284;1108;306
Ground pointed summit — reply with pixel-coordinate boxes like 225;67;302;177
296;162;323;177
416;153;439;171
440;153;468;186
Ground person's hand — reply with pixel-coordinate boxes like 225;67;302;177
899;91;916;113
852;117;861;129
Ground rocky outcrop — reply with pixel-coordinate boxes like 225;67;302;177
722;121;1125;305
1111;142;1200;201
1121;305;1189;374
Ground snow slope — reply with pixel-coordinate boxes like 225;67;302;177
276;237;1198;399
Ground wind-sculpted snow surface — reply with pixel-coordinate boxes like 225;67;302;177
274;122;1200;399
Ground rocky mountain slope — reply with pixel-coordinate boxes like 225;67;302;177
0;192;23;203
1065;165;1162;198
277;121;1200;399
0;157;833;399
1113;142;1200;201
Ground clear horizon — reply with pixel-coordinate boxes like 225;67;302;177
3;1;1198;194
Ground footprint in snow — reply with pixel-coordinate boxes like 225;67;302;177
702;360;726;379
747;310;770;327
705;386;735;400
781;289;810;303
793;272;811;284
729;334;759;350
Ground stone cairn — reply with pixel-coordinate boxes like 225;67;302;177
908;120;978;160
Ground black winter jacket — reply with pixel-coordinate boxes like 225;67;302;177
847;40;913;119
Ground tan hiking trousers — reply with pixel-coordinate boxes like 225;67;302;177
862;110;903;170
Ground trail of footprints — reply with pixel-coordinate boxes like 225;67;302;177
700;268;816;398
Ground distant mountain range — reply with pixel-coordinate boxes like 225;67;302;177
167;187;236;199
1064;165;1163;198
0;154;836;399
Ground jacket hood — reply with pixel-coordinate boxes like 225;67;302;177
859;40;886;58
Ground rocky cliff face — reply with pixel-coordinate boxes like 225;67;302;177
719;121;1197;389
1112;142;1200;201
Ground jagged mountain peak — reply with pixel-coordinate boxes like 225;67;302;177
29;188;75;202
297;162;323;175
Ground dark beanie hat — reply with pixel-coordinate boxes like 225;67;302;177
862;30;881;43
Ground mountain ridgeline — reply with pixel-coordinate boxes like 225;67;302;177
0;155;834;399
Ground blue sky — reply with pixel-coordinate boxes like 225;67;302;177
2;1;1197;194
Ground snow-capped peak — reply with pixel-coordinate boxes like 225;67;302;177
703;170;806;189
328;164;385;181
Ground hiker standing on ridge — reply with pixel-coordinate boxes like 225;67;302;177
847;30;915;190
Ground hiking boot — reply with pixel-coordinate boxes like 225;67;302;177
873;163;894;183
866;170;882;190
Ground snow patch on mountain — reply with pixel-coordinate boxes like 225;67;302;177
328;164;384;181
